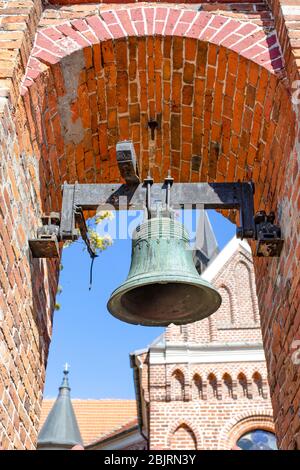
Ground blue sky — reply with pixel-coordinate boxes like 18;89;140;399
43;210;236;399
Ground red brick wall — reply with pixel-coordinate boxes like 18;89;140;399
166;244;262;345
0;1;61;450
257;2;300;449
0;0;299;450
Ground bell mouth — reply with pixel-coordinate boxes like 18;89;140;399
107;278;222;326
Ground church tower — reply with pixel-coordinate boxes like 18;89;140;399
37;366;83;450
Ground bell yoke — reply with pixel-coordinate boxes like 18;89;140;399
29;141;284;327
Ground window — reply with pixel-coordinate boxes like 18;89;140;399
236;430;277;450
171;369;184;401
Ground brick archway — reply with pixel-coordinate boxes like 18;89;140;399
19;5;295;218
1;2;299;450
218;411;275;450
18;7;296;442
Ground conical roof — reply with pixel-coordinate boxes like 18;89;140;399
37;365;83;449
193;210;219;273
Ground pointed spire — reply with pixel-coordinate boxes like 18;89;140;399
60;363;70;390
37;365;83;450
193;210;219;274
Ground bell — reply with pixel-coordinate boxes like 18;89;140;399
107;216;222;326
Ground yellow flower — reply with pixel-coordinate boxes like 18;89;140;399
89;230;113;252
95;210;114;224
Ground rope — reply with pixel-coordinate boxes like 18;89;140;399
89;255;97;291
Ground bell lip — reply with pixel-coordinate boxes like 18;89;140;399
107;276;222;327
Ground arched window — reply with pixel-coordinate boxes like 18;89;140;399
223;373;233;398
207;373;217;399
171;369;184;401
215;285;234;327
253;372;263;396
238;372;248;398
236;430;277;450
170;424;197;450
192;374;203;400
234;261;256;324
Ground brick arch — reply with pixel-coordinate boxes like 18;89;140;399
233;248;260;323
214;283;235;325
167;364;186;383
234;259;257;324
252;371;263;397
23;7;286;85
218;411;275;450
191;373;203;400
222;372;234;398
169;424;197;450
234;253;259;323
18;5;295;220
170;368;185;401
206;368;222;380
168;418;203;450
236;368;248;378
207;372;218;399
237;371;248;397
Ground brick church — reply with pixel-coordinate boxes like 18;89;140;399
40;222;277;450
0;0;300;451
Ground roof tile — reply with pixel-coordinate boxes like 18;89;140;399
40;399;138;445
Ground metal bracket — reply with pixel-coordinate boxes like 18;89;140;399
57;180;256;238
29;212;60;258
254;211;283;257
29;182;284;258
116;141;140;185
28;139;284;259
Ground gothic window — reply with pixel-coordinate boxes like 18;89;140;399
171;369;184;401
207;373;217;399
253;372;263;396
238;372;248;398
234;261;255;324
214;285;234;328
236;430;277;450
170;424;197;450
192;374;203;400
223;373;233;398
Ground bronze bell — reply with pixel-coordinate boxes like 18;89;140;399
107;216;222;326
